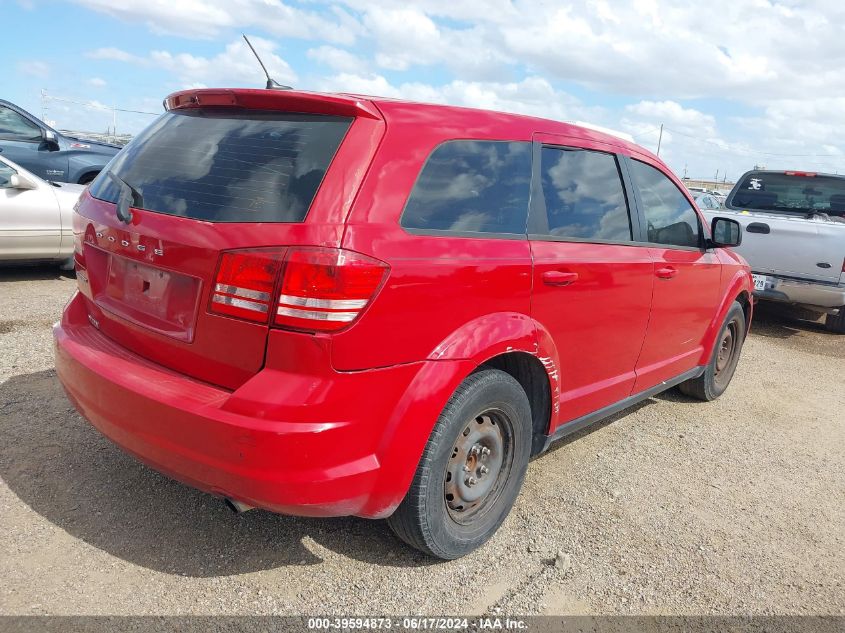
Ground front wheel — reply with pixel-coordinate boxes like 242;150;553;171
387;369;532;559
825;307;845;334
679;301;747;401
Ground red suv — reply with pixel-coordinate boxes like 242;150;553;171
55;88;751;559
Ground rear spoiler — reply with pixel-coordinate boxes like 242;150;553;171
164;88;382;120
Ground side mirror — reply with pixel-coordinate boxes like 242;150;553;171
710;217;742;248
9;173;38;190
41;128;59;150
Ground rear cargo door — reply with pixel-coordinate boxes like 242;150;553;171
73;100;382;389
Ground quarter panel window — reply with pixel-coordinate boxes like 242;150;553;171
630;160;701;248
0;163;15;188
538;147;632;241
0;106;41;141
401;140;532;235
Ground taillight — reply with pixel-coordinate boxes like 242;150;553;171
210;250;285;323
210;247;389;331
275;247;389;332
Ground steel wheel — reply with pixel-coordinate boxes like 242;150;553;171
444;408;514;524
713;318;739;389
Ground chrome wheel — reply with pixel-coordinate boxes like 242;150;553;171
444;409;514;524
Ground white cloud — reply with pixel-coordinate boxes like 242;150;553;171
72;0;359;44
87;77;107;87
306;46;364;74
86;38;296;89
624;101;717;138
86;47;142;63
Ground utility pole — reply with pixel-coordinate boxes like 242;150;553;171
656;123;663;156
683;163;688;179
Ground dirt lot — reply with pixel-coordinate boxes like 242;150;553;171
1;266;843;616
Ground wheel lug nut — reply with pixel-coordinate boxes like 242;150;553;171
462;465;471;472
466;476;477;487
479;465;489;475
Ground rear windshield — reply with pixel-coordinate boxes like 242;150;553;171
88;109;352;223
727;172;845;217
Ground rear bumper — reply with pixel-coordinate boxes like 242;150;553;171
754;273;845;310
54;292;463;518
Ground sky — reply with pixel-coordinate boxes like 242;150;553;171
3;0;845;181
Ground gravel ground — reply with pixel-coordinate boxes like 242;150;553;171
1;266;843;616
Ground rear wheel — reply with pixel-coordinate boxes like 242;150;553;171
387;369;532;559
77;171;99;185
825;307;845;334
679;301;746;401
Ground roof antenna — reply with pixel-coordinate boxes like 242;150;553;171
242;34;292;90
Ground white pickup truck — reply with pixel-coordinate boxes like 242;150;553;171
701;169;845;333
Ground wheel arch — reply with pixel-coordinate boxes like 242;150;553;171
700;270;754;364
480;351;553;457
76;170;100;185
362;313;562;518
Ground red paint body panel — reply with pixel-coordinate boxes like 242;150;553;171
632;247;723;391
54;88;753;519
530;241;654;424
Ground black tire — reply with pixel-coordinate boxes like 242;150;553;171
387;369;532;559
679;301;746;401
78;172;98;185
825;308;845;334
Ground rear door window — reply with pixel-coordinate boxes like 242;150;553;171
88;109;352;223
401;140;532;235
629;159;702;248
536;147;632;241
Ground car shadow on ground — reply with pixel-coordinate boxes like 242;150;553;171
749;302;829;339
0;263;73;282
0;370;439;576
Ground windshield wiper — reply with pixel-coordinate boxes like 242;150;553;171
106;172;142;224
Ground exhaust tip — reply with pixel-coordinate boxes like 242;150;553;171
224;498;254;514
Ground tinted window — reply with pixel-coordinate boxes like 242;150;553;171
88;109;351;223
0;106;41;141
630;160;701;248
401;140;531;234
728;172;845;216
539;147;631;241
0;162;15;188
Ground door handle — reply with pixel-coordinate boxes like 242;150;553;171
746;222;770;234
542;271;579;286
656;266;678;280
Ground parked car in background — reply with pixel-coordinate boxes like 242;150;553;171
700;169;845;332
55;88;752;559
694;192;723;210
0;155;82;267
711;191;728;206
0;99;121;184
